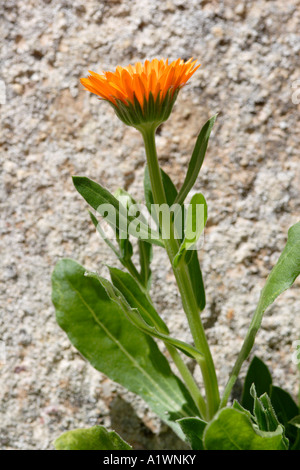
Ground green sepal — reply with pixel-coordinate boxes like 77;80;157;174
110;89;180;130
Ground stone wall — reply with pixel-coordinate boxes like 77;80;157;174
1;0;299;449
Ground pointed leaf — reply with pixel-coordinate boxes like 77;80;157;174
97;272;204;364
242;222;300;383
203;407;287;450
108;266;169;334
73;176;163;247
173;193;207;268
177;417;207;450
250;385;289;449
89;211;121;259
187;251;206;311
175;115;217;206
271;386;299;445
232;399;254;422
254;221;300;316
52;259;198;439
113;187;153;289
242;356;272;412
221;223;300;407
138;239;153;289
289;416;300;429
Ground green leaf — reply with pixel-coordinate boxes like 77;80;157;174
222;223;300;407
254;221;300;322
119;238;133;262
90;211;145;287
252;389;274;432
240;222;300;393
242;358;298;447
113;189;139;255
250;385;281;431
289;415;300;429
242;356;273;412
177;417;207;450
97;271;204;364
251;385;289;448
52;259;198;439
138;239;153;289
232;399;254;422
108;266;169;334
113;187;136;211
73;176;163;247
54;425;132;450
89;211;122;260
175;115;217;206
271;386;299;444
187;251;206;311
113;187;153;289
173;193;207;268
203;407;287;450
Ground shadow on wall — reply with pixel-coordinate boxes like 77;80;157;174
109;396;189;450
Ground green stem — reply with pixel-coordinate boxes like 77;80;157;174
134;258;207;418
140;124;220;419
124;258;143;285
115;228;205;414
219;304;264;408
165;345;207;418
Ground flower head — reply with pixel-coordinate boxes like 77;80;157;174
80;58;200;129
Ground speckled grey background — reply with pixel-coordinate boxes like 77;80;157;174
1;0;299;450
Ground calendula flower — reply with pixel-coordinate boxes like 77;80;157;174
80;58;200;129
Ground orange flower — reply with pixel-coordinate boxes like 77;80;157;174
80;58;200;128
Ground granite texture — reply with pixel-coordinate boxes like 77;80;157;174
0;0;299;449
